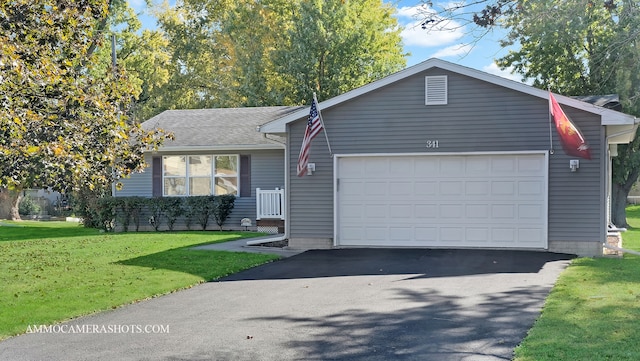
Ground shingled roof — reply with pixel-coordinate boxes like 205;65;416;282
143;106;303;150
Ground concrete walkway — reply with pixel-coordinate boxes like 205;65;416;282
191;234;305;258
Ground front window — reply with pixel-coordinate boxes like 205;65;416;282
162;155;239;196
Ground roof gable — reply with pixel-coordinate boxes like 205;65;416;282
143;106;303;151
259;58;636;133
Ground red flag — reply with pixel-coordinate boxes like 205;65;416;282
297;99;323;176
549;92;592;160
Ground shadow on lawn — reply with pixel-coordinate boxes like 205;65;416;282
0;223;99;242
116;245;279;281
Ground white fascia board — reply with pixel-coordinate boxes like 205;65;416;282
147;144;285;153
259;58;637;133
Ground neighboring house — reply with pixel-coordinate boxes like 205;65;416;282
115;106;303;231
258;58;638;257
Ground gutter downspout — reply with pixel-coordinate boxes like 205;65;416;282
603;243;640;256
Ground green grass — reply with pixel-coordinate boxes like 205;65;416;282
0;221;279;340
514;206;640;360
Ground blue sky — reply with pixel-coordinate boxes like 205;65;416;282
129;0;520;82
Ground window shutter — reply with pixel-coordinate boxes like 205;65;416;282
425;75;448;105
152;156;162;197
240;155;251;197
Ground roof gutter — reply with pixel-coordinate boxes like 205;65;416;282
148;144;285;153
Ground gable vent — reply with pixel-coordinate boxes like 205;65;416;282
425;75;448;105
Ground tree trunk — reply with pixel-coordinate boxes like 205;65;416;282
612;183;630;228
0;188;22;221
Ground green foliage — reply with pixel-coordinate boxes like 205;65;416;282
148;0;406;110
492;0;640;226
72;186;112;230
162;197;184;231
146;197;166;231
211;194;236;231
184;196;214;230
146;197;184;231
115;196;145;232
0;0;170;198
18;195;40;216
273;0;406;103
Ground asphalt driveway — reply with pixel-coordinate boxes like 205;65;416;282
0;248;574;361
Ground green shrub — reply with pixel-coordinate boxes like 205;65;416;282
184;196;213;230
147;197;165;231
18;195;41;216
115;197;145;232
212;194;235;230
162;197;184;231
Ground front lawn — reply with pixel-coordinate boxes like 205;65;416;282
514;206;640;360
0;221;278;340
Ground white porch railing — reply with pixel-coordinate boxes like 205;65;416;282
256;188;285;220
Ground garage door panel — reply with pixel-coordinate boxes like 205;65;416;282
466;228;489;242
440;227;464;242
492;204;516;219
440;181;464;195
365;182;388;196
519;204;544;219
415;181;437;195
466;204;489;218
440;204;463;218
439;158;465;175
492;181;516;196
414;158;439;176
415;204;438;218
337;154;547;249
492;158;516;173
415;227;438;241
466;181;490;195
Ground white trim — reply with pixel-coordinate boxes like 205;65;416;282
260;58;636;133
333;150;549;158
162;154;240;197
333;151;549;250
150;144;285;153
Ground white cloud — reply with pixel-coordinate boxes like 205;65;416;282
482;63;528;83
431;44;472;58
396;5;465;48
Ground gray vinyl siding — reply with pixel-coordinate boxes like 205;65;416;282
116;149;285;228
288;67;605;244
115;154;153;197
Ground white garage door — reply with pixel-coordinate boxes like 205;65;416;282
336;153;548;249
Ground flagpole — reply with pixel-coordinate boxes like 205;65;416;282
313;92;333;156
548;89;555;155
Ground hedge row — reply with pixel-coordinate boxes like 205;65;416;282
82;195;235;232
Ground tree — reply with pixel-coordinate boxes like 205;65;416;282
94;0;173;122
420;0;640;227
0;0;169;220
149;0;406;109
273;0;407;104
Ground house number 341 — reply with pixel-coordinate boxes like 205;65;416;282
426;140;439;148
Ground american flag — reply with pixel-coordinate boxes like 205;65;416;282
297;99;323;176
